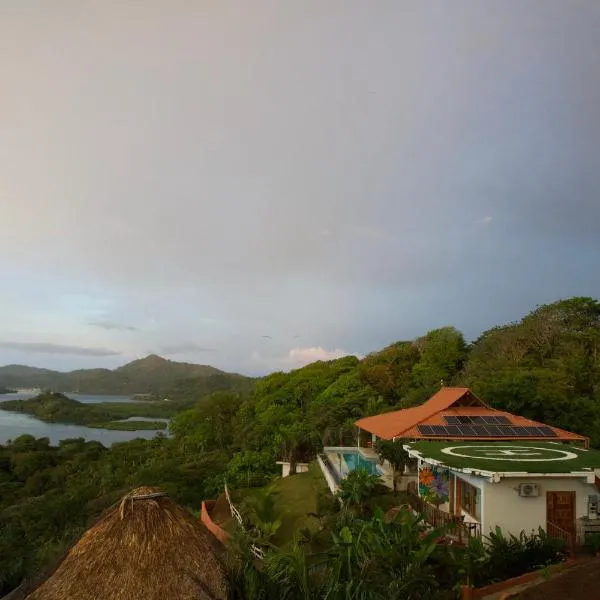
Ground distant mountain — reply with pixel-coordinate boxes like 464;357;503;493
0;354;250;396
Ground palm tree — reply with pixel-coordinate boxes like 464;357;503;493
375;439;410;495
241;486;282;547
337;468;382;515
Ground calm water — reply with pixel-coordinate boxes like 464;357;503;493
342;451;382;476
0;391;167;446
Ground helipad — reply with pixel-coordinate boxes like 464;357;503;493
406;441;600;474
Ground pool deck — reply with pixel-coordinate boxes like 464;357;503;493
323;446;394;489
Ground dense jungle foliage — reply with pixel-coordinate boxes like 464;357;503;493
1;297;599;597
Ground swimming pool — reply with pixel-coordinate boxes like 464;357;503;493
342;451;381;475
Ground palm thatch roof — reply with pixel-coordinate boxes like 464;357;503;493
23;487;229;600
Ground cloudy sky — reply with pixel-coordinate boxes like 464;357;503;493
1;1;599;375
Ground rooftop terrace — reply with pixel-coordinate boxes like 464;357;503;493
406;441;600;476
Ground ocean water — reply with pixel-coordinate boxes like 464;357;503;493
0;391;166;446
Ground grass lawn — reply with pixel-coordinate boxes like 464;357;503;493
269;462;332;546
408;441;600;473
224;463;334;547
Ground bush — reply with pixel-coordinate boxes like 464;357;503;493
467;527;568;587
585;532;600;555
226;450;278;488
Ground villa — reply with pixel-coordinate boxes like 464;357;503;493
328;388;600;546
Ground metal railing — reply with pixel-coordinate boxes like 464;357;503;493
319;452;342;484
546;521;575;557
224;482;265;560
406;491;481;543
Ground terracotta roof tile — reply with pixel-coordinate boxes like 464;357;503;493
355;387;476;439
355;387;589;443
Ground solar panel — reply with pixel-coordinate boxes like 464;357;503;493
457;416;473;424
481;416;497;424
537;426;557;437
496;416;511;425
432;425;449;435
516;427;533;437
483;425;502;436
459;425;477;436
470;425;488;436
444;425;461;435
444;416;460;424
421;422;557;438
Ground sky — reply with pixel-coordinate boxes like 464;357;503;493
1;1;600;376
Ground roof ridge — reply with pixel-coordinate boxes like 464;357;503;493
406;388;473;434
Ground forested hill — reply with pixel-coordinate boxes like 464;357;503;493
192;296;600;458
0;354;251;396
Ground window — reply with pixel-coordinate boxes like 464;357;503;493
456;477;481;521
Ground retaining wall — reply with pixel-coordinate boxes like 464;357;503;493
200;500;231;545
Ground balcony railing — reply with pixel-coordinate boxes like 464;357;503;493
546;520;575;557
406;490;481;543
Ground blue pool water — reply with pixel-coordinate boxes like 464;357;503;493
342;451;382;475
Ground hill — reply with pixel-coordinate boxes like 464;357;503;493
0;354;250;396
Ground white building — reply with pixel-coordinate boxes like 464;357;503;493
354;388;599;546
405;440;600;545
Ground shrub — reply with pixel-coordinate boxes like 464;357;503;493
468;527;568;587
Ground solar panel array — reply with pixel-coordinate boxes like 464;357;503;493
445;415;511;425
417;424;557;438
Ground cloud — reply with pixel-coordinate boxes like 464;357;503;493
1;2;600;374
474;216;493;227
89;320;139;332
252;346;362;372
0;341;121;357
159;342;216;355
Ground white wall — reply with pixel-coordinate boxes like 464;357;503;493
481;476;597;540
317;454;339;494
279;462;309;477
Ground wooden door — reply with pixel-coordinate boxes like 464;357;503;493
547;491;575;534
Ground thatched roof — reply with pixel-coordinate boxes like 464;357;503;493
23;487;229;600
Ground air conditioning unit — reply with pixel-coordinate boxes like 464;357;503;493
518;483;539;497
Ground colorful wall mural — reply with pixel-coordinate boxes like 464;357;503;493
418;464;450;505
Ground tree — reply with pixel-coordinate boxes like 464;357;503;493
375;439;410;494
242;487;282;547
226;450;277;488
337;468;382;514
411;327;467;392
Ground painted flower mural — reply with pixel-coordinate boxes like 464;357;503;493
419;465;450;505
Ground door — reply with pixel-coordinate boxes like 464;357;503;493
547;491;575;534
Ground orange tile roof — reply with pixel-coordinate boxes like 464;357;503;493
355;387;589;443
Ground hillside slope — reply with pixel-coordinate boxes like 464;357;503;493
0;354;249;395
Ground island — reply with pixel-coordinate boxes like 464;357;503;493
0;392;170;430
0;386;16;394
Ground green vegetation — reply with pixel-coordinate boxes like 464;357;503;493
228;507;568;599
0;434;230;596
0;354;253;396
88;420;168;431
0;392;182;425
337;468;382;514
464;527;568;587
1;296;599;598
375;438;411;493
263;464;331;546
408;440;600;473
